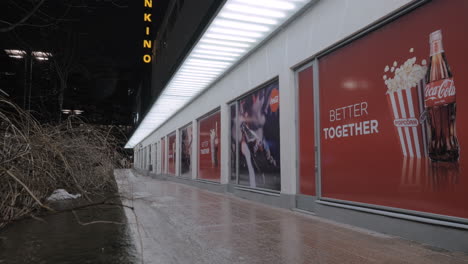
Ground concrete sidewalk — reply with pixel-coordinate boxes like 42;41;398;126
115;169;468;264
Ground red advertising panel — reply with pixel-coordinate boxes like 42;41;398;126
168;132;176;175
198;111;221;181
319;0;468;218
180;125;193;177
161;138;166;174
298;66;316;196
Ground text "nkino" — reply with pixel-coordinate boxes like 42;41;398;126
143;0;152;63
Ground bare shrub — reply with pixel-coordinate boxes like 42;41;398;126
0;97;127;228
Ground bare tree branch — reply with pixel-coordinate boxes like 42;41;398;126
0;19;56;28
110;0;128;8
0;0;47;33
5;170;55;212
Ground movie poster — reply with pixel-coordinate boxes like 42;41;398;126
236;81;281;191
180;124;193;177
168;132;176;175
319;0;468;218
198;111;221;181
161;138;166;174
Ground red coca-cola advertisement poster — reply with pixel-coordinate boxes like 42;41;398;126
161;138;165;174
168;132;176;175
319;0;468;219
198;111;221;181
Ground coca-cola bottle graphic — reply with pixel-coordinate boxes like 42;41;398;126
424;30;459;162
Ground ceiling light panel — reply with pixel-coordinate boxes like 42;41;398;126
225;4;286;18
126;0;311;148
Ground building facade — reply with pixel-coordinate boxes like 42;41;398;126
132;0;468;253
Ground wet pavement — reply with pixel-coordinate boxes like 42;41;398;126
0;198;138;264
116;169;468;264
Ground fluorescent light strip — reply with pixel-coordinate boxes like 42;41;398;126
170;84;215;90
167;90;199;94
192;54;236;61
170;81;206;86
169;84;206;89
210;27;263;38
175;76;215;82
163;94;193;98
168;84;202;89
194;49;241;57
172;82;210;87
180;66;224;73
185;62;230;69
225;4;287;18
126;0;311;148
233;0;296;10
175;73;216;79
171;80;211;85
177;71;218;77
188;58;231;65
184;61;230;68
200;38;251;48
176;77;214;82
5;49;26;55
178;71;222;77
198;44;245;53
214;19;270;32
219;12;278;25
177;73;216;79
205;33;256;43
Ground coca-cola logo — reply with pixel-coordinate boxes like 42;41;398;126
394;118;419;127
270;95;279;105
269;88;279;113
425;78;456;102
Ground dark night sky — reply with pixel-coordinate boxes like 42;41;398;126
0;0;170;125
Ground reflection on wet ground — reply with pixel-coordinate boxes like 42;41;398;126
116;169;468;264
0;198;138;264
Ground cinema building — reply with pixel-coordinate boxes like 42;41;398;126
129;0;468;252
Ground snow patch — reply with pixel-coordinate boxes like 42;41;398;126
46;189;81;201
133;192;153;199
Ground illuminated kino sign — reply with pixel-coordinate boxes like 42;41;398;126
143;0;153;63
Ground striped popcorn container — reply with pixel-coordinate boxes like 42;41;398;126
386;81;427;158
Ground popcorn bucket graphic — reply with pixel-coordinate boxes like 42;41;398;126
387;82;427;158
384;54;428;158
